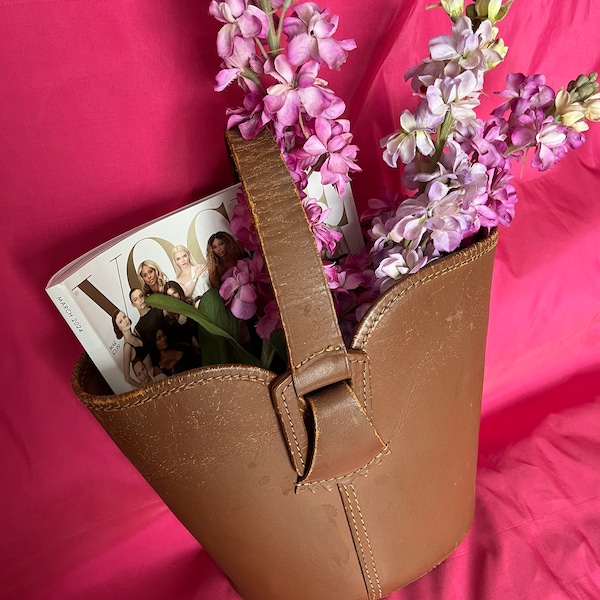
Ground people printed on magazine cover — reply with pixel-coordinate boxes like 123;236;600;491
112;309;153;388
132;357;154;386
206;231;246;289
171;244;210;302
137;259;167;295
163;281;201;348
152;328;201;378
130;287;168;351
112;231;250;389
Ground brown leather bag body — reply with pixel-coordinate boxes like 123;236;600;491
72;129;498;600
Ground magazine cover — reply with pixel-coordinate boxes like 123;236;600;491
47;179;362;394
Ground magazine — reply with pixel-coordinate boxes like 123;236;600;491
47;178;363;394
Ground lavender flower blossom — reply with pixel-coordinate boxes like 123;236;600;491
381;106;436;167
303;117;360;196
209;0;269;59
219;252;269;320
302;196;343;254
283;3;356;69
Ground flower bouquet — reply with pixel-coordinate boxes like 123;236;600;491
71;5;600;599
149;0;599;367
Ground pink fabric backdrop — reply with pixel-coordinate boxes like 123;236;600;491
2;1;600;598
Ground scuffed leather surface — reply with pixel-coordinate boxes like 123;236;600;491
225;128;350;391
72;228;496;600
71;127;498;599
226;128;387;489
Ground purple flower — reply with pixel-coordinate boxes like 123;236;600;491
263;57;342;127
283;2;356;70
493;73;555;118
480;163;517;227
465;116;510;167
225;79;269;138
230;192;260;252
374;247;431;293
219;252;269;320
531;119;569;171
426;70;480;125
381;104;436;167
428;17;500;87
209;0;269;59
302;197;342;254
359;189;402;225
303;117;360;196
214;36;257;92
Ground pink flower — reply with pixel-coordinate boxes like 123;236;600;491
283;2;356;70
230;192;260;252
302;197;342;254
359;190;402;226
255;299;282;340
209;0;269;59
263;57;342;126
214;36;257;92
219;252;269;320
493;73;555;118
303;117;360;196
375;248;430;293
381;106;436;167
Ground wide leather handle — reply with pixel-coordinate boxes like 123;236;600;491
225;128;350;393
225;128;387;488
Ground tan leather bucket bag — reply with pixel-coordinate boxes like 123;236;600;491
72;128;498;600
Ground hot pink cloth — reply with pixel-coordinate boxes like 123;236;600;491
2;1;599;598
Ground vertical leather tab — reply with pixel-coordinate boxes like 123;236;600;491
298;381;388;490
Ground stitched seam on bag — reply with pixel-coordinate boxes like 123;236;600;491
350;483;382;598
293;344;344;369
341;484;377;599
281;379;306;468
360;241;496;341
296;444;390;488
349;354;369;412
82;374;272;411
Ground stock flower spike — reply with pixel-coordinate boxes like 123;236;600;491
366;1;599;294
211;0;358;339
212;0;599;345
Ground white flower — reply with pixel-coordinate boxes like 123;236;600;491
583;92;600;122
381;109;436;167
555;89;588;132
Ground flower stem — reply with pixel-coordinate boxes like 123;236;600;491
258;0;280;54
254;37;270;61
241;67;266;93
430;111;455;168
276;0;294;46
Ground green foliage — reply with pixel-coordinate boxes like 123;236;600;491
146;292;261;368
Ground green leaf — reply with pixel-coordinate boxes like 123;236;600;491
145;293;260;367
270;328;288;365
197;289;239;340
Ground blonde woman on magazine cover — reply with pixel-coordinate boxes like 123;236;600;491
171;244;210;301
137;259;167;295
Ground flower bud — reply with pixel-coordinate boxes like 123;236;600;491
584;93;600;122
578;82;598;101
554;89;588;132
426;0;465;21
